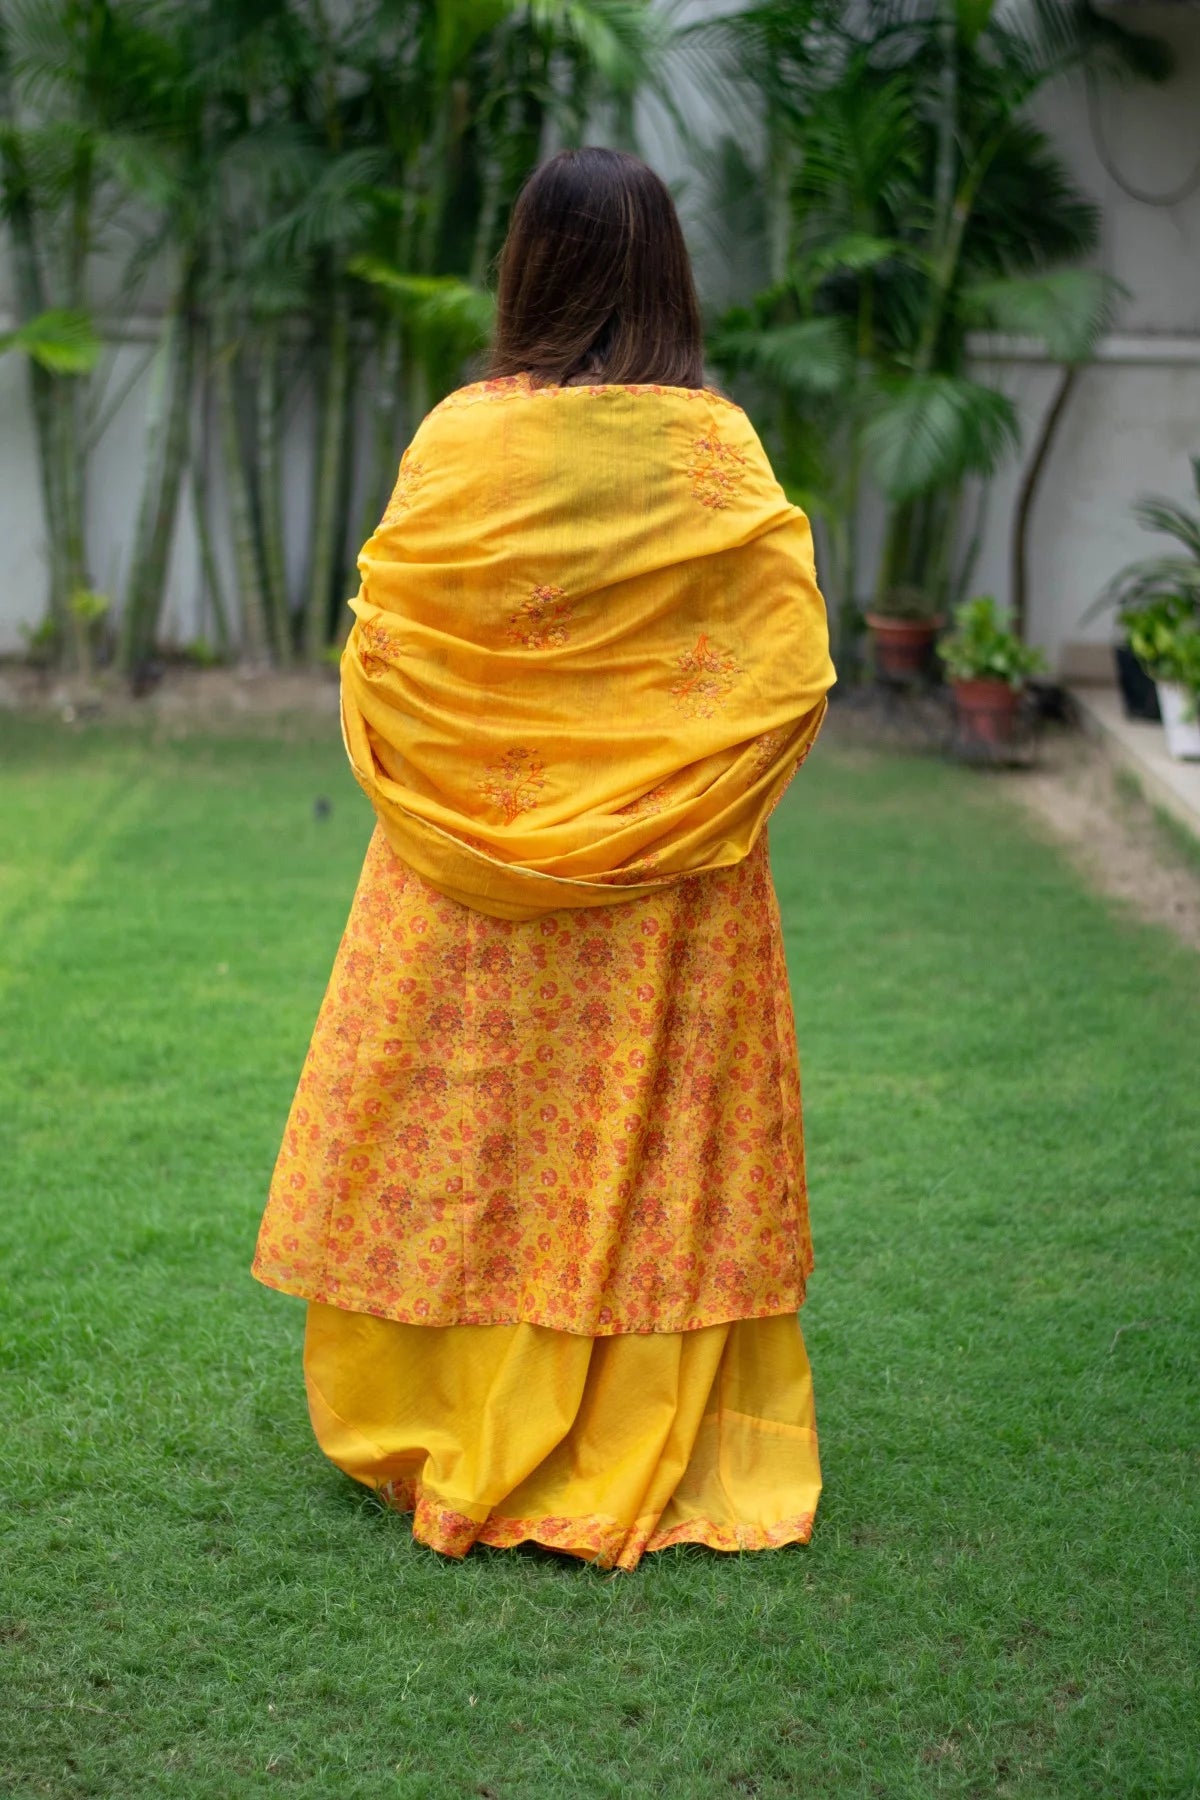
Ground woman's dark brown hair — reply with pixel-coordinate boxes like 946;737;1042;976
487;147;705;390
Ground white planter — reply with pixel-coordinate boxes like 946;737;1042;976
1156;681;1200;761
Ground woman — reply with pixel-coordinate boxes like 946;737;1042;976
253;146;835;1570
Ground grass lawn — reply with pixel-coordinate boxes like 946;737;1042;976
1;712;1197;1799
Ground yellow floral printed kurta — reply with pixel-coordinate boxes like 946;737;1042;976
253;822;811;1335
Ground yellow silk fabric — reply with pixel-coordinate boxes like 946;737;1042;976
340;374;835;921
304;1301;821;1570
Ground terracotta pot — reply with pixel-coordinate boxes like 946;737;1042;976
865;613;943;680
952;676;1021;747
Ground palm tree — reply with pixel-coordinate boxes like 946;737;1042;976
288;0;663;660
0;0;153;662
1;0;666;671
704;0;1168;659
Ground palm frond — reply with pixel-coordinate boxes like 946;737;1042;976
1102;555;1200;613
435;0;509;82
954;0;997;50
799;231;929;283
963;121;1100;276
95;132;181;212
252;148;391;259
710;315;854;398
862;373;1020;502
350;261;496;348
0;307;100;374
527;1;663;92
796;66;921;227
1131;498;1200;562
996;0;1172;93
960;269;1125;363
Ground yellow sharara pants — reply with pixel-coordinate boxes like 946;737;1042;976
304;1304;821;1570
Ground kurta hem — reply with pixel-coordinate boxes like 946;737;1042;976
250;1264;812;1337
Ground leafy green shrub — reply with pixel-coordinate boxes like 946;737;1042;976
1122;596;1200;696
1098;457;1200;713
937;597;1046;686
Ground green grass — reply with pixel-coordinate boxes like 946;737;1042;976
1;714;1197;1800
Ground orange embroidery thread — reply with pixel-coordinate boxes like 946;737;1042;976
670;633;743;720
604;851;665;885
479;747;547;825
767;737;816;818
507;583;573;649
381;455;424;527
431;374;741;413
380;1481;815;1568
357;618;394;678
688;431;748;510
615;783;675;820
749;727;786;775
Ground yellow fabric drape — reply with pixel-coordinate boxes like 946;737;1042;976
340;374;835;920
304;1301;821;1570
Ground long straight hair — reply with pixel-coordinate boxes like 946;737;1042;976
486;147;705;389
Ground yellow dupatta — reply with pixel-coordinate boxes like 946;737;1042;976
340;374;835;921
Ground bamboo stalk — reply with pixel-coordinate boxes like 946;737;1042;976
1011;365;1078;642
131;293;197;660
190;336;232;659
360;311;405;545
119;263;197;670
256;320;292;665
214;323;271;665
0;45;75;643
303;282;351;661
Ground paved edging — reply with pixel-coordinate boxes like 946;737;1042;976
1071;684;1200;842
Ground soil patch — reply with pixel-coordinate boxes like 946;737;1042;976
0;662;340;737
994;730;1200;953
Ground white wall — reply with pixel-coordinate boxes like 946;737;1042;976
968;2;1200;667
0;349;48;648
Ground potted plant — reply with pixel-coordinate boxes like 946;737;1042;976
1113;633;1162;722
1120;596;1200;760
937;596;1045;749
1099;459;1200;754
865;588;945;681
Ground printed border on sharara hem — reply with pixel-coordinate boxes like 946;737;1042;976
431;373;745;414
381;1482;815;1570
248;1265;812;1337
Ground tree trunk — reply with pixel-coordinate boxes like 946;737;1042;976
0;55;70;640
119;262;200;671
915;2;960;377
923;483;960;615
214;326;272;664
469;32;509;288
55;377;90;618
190;334;232;659
303;282;351;661
1011;364;1078;642
360;311;405;545
58;144;95;626
256;320;292;665
765;105;793;288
